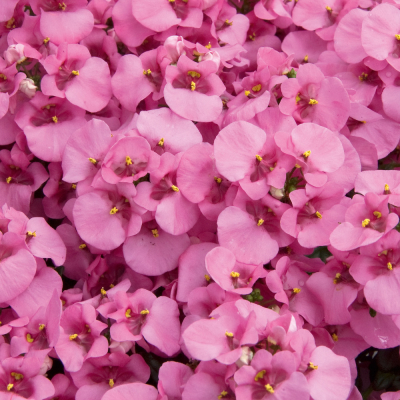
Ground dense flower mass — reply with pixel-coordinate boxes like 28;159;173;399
1;0;400;398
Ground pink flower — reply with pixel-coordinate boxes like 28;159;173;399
279;64;350;131
330;193;399;251
164;55;225;122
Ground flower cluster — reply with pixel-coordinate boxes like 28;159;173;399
1;0;400;398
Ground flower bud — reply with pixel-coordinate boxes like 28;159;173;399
270;186;285;200
4;44;26;65
164;36;186;63
19;78;37;98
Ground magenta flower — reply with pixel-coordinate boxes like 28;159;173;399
98;289;181;356
55;303;108;372
350;230;400;315
176;242;218;302
275;123;345;187
0;145;48;214
62;119;114;184
41;43;112;112
164;55;225;122
101;136;160;184
0;344;55;400
214;121;292;200
355;170;400;207
14;92;86;162
217;205;279;265
135;152;201;235
330;193;399;251
131;0;203;32
234;350;310;400
70;353;150;400
280;183;347;248
205;246;266;295
137;108;202;155
123;222;191;276
177;142;231;220
361;3;400;72
279;64;350;131
0;232;36;304
31;0;94;45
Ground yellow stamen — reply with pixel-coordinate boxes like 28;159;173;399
152;229;159;238
190;81;196;91
225;19;233;26
6;177;12;184
384;183;390;194
140;309;150;315
169;0;175;3
214;176;222;184
252;84;262;92
27;231;36;237
293;287;301;294
88;157;97;164
308;362;318;370
71;70;79;76
326;5;332;11
396;34;400;40
171;185;179;192
69;334;78;340
101;287;107;296
225;331;234;337
249;32;256;41
245;90;251;96
158;138;164;146
257;218;264;226
11;372;23;381
71;183;77;189
315;211;322;219
388;262;393;270
359;72;368;81
5;18;15;29
332;333;338;341
265;384;274;393
39;324;45;331
125;309;132;318
79;243;86;249
303;150;311;158
230;271;240;278
205;274;211;282
373;211;382;218
43;37;50;44
205;43;212;49
58;2;67;10
109;379;114;388
126;156;133;166
188;71;201;78
52;116;58;123
333;273;341;284
26;334;34;343
110;284;115;288
295;93;301;103
362;218;370;228
256;154;263;161
308;99;318;105
110;207;118;215
7;384;13;391
143;69;151;75
304;55;309;62
254;370;266;381
0;73;7;80
218;391;228;399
